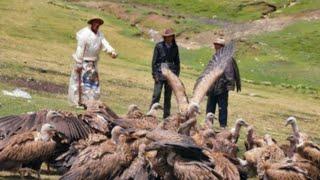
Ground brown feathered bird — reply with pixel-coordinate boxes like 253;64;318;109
113;103;163;130
279;135;297;158
145;141;223;180
296;140;320;169
215;118;249;144
160;42;235;119
60;126;134;180
285;117;309;144
205;151;240;180
262;161;312;180
0;110;93;142
0;123;61;178
244;125;266;151
119;143;156;180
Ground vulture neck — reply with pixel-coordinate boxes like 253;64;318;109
146;107;158;117
232;123;242;140
36;131;51;141
290;122;300;138
205;117;213;129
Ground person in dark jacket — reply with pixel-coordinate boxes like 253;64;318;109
150;28;180;118
206;38;241;128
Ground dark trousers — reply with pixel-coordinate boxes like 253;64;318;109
150;80;172;118
206;91;229;127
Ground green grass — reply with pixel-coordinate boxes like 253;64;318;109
237;20;320;90
0;0;320;178
123;0;320;21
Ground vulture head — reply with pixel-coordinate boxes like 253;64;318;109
111;126;126;144
146;103;163;117
39;123;56;141
263;134;275;145
204;112;215;129
285;116;297;127
235;119;249;127
46;110;64;122
127;104;140;114
187;102;200;117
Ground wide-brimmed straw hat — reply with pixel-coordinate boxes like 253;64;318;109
162;28;175;37
213;37;226;45
87;18;104;25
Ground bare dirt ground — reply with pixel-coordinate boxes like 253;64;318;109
190;9;320;46
0;76;67;94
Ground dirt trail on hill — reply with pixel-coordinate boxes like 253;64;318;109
74;1;320;49
188;10;320;47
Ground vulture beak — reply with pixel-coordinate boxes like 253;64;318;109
285;121;290;127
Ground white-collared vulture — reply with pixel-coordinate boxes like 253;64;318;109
0;123;63;178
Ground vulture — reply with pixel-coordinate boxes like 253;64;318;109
83;99;119;120
191;113;216;148
285;116;309;143
0;110;93;142
60;126;135;180
296;140;320;169
244;125;266;151
125;104;145;119
119;143;157;180
205;151;240;180
279;135;297;158
52;133;109;173
160;41;235;120
78;100;121;136
0;123;64;178
242;134;286;178
262;161;312;180
215;118;249;144
145;141;223;180
113;103;163;130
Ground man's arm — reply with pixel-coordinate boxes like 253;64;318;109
152;45;160;81
175;47;180;76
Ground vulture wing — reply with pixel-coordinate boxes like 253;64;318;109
174;159;223;180
0;110;93;142
0;131;56;163
161;63;189;113
191;42;235;105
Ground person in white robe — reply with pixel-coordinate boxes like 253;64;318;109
68;18;117;107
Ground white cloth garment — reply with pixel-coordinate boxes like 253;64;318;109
68;26;116;105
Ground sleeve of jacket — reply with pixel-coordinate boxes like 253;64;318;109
151;45;159;79
232;58;241;92
72;36;86;67
175;46;180;76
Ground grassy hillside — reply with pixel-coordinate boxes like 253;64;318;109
237;20;320;91
0;0;320;178
123;0;320;21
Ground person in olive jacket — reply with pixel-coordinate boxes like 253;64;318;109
150;28;180;118
206;38;241;129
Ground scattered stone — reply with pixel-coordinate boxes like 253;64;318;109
2;88;32;99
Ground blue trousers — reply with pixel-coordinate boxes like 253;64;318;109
206;91;229;127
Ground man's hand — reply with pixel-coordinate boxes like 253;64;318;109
110;52;118;59
76;66;82;73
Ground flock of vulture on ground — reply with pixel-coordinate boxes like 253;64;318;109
0;43;319;180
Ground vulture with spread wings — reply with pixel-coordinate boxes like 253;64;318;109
161;42;235;118
0;110;96;142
